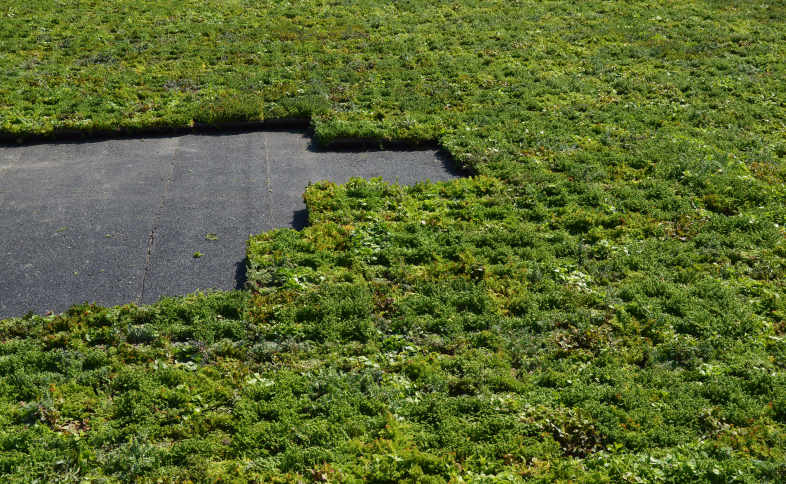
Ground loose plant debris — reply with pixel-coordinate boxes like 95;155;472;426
2;0;786;481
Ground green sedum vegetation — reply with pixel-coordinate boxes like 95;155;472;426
2;0;785;481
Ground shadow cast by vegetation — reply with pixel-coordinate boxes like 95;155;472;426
306;136;440;153
233;256;249;290
291;208;309;231
0;118;311;147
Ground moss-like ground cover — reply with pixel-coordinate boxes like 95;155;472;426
2;0;786;481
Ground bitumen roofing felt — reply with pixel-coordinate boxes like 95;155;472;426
0;130;461;318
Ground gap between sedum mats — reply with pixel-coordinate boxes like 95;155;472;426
0;130;461;318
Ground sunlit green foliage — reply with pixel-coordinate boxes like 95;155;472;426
2;0;786;481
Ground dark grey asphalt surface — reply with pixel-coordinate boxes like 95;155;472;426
0;131;461;318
